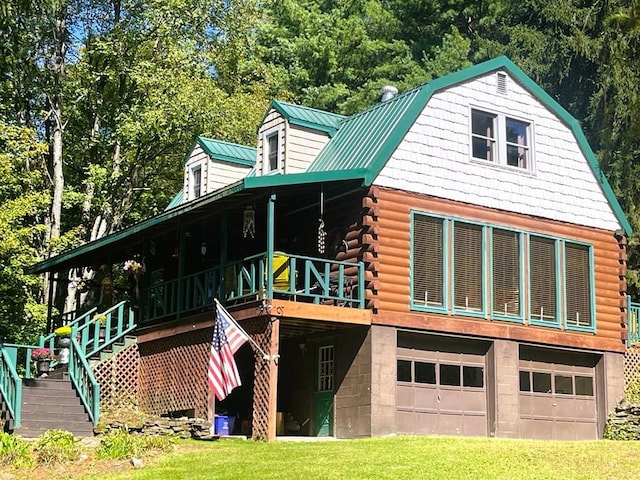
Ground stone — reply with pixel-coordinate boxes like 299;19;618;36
131;457;144;469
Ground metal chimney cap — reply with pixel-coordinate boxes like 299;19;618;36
380;85;398;102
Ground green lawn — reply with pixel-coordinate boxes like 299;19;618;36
80;436;640;480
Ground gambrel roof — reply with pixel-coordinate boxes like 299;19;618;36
28;56;632;274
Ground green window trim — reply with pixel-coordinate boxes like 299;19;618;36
451;220;487;318
528;233;562;329
410;211;448;313
563;240;596;333
490;227;525;323
410;212;596;334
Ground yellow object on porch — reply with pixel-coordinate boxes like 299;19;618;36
272;252;291;291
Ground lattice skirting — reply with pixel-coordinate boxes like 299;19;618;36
138;329;211;418
134;315;277;440
624;345;640;386
93;342;140;409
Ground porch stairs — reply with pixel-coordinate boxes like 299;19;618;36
0;300;137;437
13;377;95;438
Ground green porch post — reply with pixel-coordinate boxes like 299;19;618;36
266;192;276;299
177;221;185;318
220;211;228;299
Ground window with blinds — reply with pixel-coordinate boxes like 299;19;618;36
412;214;444;307
529;236;557;323
454;222;483;312
493;229;520;317
565;243;592;328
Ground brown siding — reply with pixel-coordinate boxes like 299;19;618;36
371;186;625;353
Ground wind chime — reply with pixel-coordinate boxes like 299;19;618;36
243;205;255;239
318;186;326;254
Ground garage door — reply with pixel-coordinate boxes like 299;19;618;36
519;346;598;440
396;333;490;436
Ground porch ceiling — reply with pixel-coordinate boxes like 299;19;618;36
27;179;363;275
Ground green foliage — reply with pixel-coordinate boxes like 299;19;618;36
97;429;176;459
33;429;80;465
625;373;640;403
0;432;34;469
603;414;639;440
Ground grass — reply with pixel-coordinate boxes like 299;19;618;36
58;436;640;480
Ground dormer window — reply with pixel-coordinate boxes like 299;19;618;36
263;128;281;174
189;163;203;200
471;108;533;171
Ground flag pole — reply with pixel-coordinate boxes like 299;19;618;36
214;298;273;361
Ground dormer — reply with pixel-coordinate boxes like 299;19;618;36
256;101;344;175
182;136;255;203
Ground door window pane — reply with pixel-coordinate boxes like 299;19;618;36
532;372;552;393
397;360;412;382
440;364;461;386
462;366;484;388
554;375;573;395
519;371;531;392
575;376;594;396
415;362;436;384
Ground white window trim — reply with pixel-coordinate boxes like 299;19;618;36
188;162;204;200
262;127;283;175
469;106;535;173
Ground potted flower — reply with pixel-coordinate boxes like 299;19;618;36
54;325;72;347
31;348;55;377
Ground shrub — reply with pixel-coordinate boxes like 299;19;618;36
603;414;639;440
97;429;144;459
33;429;80;465
0;432;34;468
97;429;177;460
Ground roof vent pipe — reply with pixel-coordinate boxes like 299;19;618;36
380;85;398;102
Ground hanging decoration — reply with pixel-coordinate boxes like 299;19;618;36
243;205;255;238
317;186;326;254
201;242;207;256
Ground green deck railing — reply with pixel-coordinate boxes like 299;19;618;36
143;253;365;323
628;298;640;345
0;342;22;428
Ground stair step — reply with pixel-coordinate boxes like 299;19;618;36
22;402;86;415
23;378;73;390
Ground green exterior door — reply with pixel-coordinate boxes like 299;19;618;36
313;344;334;436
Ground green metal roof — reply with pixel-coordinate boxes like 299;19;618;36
195;136;256;167
265;100;345;136
306;55;632;236
165;190;183;211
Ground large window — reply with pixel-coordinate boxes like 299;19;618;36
471;108;532;170
410;213;595;332
412;214;445;308
565;242;593;330
492;229;521;318
453;222;484;313
529;235;558;325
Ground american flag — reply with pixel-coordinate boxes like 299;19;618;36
207;301;249;401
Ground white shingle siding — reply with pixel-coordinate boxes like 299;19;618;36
287;125;330;174
257;110;285;174
375;72;622;232
184;147;208;201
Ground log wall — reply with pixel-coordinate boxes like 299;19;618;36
369;185;626;353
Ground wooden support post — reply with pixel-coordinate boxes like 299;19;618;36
266;317;279;441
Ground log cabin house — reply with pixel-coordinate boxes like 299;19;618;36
18;56;633;440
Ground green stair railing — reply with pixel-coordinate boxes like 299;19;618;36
628;298;640;345
76;301;136;359
68;332;100;423
0;342;22;428
0;300;135;428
